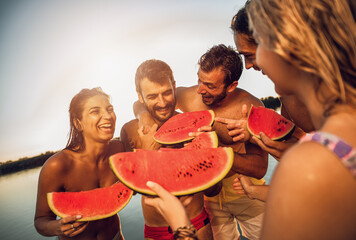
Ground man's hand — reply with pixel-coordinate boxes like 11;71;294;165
138;123;161;150
138;111;156;134
214;104;250;143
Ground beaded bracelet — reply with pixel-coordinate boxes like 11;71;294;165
173;224;198;240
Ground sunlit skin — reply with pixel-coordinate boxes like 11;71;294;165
34;94;125;240
122;77;213;240
197;67;228;107
138;77;176;125
234;32;260;71
79;95;117;143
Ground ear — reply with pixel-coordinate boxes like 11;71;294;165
227;81;238;93
137;92;144;104
73;119;82;132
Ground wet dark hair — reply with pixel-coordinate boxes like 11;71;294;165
66;87;110;151
135;59;174;93
198;44;243;86
231;1;257;45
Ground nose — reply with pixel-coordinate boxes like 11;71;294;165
157;94;167;107
197;83;206;94
244;58;254;70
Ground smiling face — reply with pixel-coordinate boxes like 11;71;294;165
196;67;229;107
78;95;116;143
138;77;176;123
255;41;303;96
234;32;260;71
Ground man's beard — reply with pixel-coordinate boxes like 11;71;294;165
201;90;227;107
145;101;176;123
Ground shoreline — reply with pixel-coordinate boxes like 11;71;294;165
0;151;57;176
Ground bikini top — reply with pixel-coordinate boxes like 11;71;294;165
299;131;356;178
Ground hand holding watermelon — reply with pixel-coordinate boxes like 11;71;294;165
56;215;88;238
144;181;192;231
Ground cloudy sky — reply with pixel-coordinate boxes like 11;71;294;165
0;0;277;162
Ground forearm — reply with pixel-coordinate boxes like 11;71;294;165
231;151;268;179
246;184;269;202
34;217;60;237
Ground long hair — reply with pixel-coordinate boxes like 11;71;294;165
247;0;356;110
66;87;110;151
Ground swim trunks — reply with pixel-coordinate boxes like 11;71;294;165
300;131;356;178
144;208;210;239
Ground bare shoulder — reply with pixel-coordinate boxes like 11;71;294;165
263;141;356;239
109;139;125;155
39;149;75;180
176;85;207;111
120;119;139;136
233;88;263;107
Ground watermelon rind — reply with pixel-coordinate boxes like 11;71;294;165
247;105;295;141
184;131;218;149
109;147;233;196
153;110;215;144
47;182;133;221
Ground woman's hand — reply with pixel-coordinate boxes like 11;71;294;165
57;215;88;237
250;132;297;161
144;181;192;230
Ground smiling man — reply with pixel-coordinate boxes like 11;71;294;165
120;59;213;240
133;45;268;240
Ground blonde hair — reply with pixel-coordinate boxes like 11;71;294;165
247;0;356;110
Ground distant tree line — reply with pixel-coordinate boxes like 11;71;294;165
0;151;57;176
261;96;281;110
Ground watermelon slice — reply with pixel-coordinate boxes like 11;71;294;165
47;182;133;221
247;105;295;140
184;131;218;149
153;110;215;144
109;147;233;196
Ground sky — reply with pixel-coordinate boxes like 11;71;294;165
0;0;277;163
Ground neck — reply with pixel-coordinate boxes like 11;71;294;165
81;138;110;163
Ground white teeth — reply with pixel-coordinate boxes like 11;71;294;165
99;124;111;128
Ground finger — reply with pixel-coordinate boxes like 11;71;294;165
61;215;82;224
143;195;160;208
181;196;193;207
188;131;201;137
197;125;212;132
149;123;158;134
228;128;244;136
259;132;279;147
137;126;144;137
251;136;282;159
232;134;245;142
241;104;248;118
226;122;242;130
214;117;236;124
146;181;170;199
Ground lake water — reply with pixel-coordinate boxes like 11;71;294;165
0;156;278;240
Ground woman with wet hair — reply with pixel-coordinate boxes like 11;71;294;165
35;87;126;239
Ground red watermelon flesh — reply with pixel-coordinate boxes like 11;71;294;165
47;182;133;221
184;131;218;149
247;105;295;140
109;147;233;196
153;110;215;144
